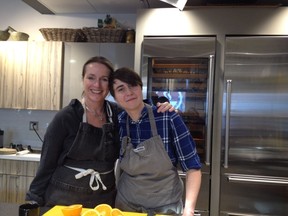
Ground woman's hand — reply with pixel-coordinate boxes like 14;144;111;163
156;101;176;113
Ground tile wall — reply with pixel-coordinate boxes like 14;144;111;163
0;109;56;149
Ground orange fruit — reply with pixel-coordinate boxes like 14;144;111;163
94;204;112;216
61;204;82;216
82;209;101;216
111;208;124;216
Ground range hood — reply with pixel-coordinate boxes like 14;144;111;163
22;0;288;14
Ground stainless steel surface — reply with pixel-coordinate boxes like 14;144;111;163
141;36;216;215
205;55;215;166
220;36;288;215
224;79;232;168
226;174;288;186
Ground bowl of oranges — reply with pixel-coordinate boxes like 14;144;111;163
61;204;83;216
81;204;124;216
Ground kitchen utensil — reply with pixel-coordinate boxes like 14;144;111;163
0;27;10;41
7;26;29;41
19;202;39;216
16;149;31;155
0;26;29;41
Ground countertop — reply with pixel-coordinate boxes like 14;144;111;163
0;202;51;216
0;153;41;161
0;202;19;216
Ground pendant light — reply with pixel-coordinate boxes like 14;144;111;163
159;0;188;10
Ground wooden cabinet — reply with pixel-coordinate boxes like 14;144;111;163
0;159;39;203
0;41;63;110
1;41;133;110
0;42;27;108
62;42;135;106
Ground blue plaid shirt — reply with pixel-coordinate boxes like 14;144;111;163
118;105;201;171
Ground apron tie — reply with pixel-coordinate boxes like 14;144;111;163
65;166;113;191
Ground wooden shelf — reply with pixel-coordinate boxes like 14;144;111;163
152;73;208;79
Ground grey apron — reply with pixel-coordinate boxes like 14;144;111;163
115;104;184;214
44;102;118;208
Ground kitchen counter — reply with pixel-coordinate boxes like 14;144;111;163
0;202;51;216
0;153;41;161
0;202;19;216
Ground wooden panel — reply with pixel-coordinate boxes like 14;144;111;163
6;174;19;203
26;41;63;110
0;159;39;203
0;159;39;176
0;174;7;202
26;161;39;177
0;159;6;174
17;176;34;203
0;42;27;108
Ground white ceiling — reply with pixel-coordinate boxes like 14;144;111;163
24;0;175;14
23;0;288;14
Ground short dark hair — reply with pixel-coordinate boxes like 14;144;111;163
109;67;143;97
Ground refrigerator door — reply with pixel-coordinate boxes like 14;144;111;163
141;36;216;215
221;36;288;215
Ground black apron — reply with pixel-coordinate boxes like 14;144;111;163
115;104;184;214
44;102;118;208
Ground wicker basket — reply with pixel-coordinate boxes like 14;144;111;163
39;28;86;42
82;27;126;42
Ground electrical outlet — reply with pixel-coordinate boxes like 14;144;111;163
29;121;39;130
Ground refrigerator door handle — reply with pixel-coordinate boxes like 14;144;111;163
225;213;259;216
205;55;215;166
227;174;288;186
224;79;232;168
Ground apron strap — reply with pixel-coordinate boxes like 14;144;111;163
122;103;158;156
145;104;158;137
65;165;113;191
105;101;113;123
126;103;158;138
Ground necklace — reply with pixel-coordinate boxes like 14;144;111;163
85;105;105;121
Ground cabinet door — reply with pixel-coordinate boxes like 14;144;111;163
62;43;135;107
0;174;7;202
6;174;32;203
0;159;39;203
62;43;100;107
100;43;135;69
0;42;27;108
26;42;63;110
6;174;19;203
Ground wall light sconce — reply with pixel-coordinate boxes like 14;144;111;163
159;0;187;10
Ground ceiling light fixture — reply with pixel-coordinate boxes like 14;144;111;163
159;0;187;11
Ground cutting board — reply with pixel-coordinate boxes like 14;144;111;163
43;205;147;216
0;148;17;155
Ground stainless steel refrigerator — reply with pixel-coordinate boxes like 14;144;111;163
141;36;216;216
220;36;288;215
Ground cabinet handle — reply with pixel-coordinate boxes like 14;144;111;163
224;79;232;168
